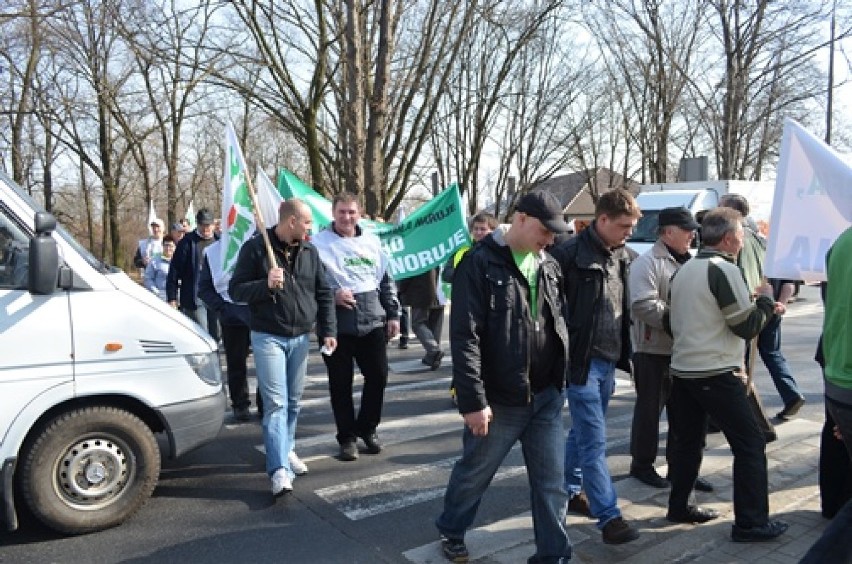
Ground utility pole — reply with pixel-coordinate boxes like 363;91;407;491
826;0;836;145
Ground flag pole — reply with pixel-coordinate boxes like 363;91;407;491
244;167;281;288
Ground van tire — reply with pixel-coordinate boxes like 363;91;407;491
19;406;161;534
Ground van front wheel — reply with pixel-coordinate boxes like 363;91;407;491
19;406;161;534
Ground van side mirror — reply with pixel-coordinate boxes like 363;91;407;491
28;211;59;295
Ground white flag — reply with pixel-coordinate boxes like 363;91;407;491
765;119;852;282
147;199;157;235
185;201;196;230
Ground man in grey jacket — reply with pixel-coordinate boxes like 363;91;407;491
627;207;713;498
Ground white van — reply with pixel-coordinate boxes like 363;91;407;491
0;171;225;534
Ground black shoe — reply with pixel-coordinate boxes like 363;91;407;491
430;351;444;371
731;519;789;542
398;339;408;350
602;517;639;545
694;476;714;492
441;536;469;562
776;395;805;420
667;505;720;524
764;430;778;443
360;432;382;454
233;406;251;422
631;468;670;488
339;441;358;461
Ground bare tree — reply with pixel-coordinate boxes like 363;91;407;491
584;0;704;184
698;0;851;179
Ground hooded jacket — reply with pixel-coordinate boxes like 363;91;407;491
450;229;568;414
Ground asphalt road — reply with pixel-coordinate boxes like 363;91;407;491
0;284;828;563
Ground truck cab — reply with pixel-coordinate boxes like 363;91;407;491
0;171;225;534
627;188;721;255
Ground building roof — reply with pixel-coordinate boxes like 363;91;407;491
485;168;639;221
538;168;640;220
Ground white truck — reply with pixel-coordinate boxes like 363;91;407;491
627;180;774;255
0;170;226;534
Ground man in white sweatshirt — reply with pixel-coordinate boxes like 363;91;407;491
312;193;400;462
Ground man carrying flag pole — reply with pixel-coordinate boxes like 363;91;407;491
223;123;337;497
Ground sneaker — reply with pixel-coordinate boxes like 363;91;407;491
339;441;358;461
567;492;592;518
776;395;805;420
360;432;382;454
271;468;293;497
731;519;789;542
233;406;251;422
440;536;469;562
602;517;639;545
430;351;444;371
288;451;308;476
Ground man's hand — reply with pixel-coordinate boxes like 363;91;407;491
335;288;356;309
268;267;284;289
463;407;493;437
773;301;787;315
168;300;178;309
386;319;400;340
322;336;338;355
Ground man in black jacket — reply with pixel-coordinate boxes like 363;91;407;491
550;188;641;545
229;199;337;497
167;209;220;341
435;191;573;563
398;267;444;370
198;239;259;423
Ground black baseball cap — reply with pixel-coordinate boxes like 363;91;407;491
516;191;571;234
196;208;215;226
658;207;700;231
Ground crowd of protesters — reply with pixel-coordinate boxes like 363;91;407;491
137;190;851;563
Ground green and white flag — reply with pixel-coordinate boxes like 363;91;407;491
221;124;285;277
221;124;256;276
276;168;469;279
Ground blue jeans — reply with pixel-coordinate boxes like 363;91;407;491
436;386;572;562
564;357;621;528
757;315;802;406
251;331;310;478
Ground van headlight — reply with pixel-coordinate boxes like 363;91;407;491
184;352;222;385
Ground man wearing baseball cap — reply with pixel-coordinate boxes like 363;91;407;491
167;208;220;340
133;218;165;272
436;190;572;563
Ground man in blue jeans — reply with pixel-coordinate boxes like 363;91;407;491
435;191;572;563
761;278;806;418
551;189;641;545
230;199;336;497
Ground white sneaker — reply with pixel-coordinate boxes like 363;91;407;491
271;468;293;497
289;451;308;476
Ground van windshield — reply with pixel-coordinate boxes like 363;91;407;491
2;170;111;274
628;211;660;243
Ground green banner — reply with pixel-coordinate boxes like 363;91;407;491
277;169;469;279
